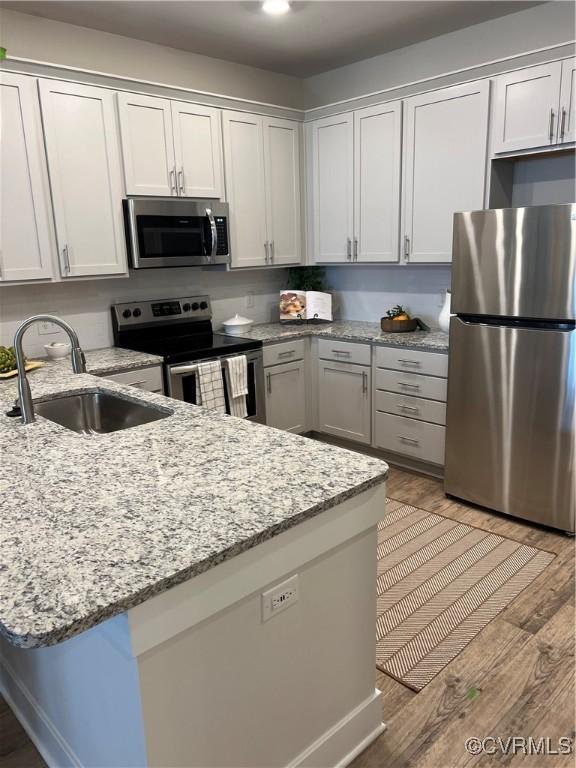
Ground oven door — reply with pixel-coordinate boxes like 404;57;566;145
124;198;230;269
167;351;266;424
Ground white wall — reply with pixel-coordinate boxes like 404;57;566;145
0;269;288;357
0;8;304;109
326;265;451;329
303;2;576;108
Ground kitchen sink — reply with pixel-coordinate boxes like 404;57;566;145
34;391;172;434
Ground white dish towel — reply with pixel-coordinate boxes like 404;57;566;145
196;360;226;413
225;355;248;419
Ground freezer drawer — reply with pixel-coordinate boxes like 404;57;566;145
445;317;576;532
452;204;576;321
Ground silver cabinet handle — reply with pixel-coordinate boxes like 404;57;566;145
560;107;567;139
169;167;177;194
266;371;272;394
269;240;274;264
62;244;71;274
399;404;420;414
205;208;217;261
404;235;410;261
332;349;351;356
178;168;185;195
264;242;269;264
346;237;352;262
0;248;4;280
399;436;420;446
278;350;295;358
353;237;358;262
126;379;148;388
362;370;368;394
549;108;556;141
398;359;421;367
399;382;420;391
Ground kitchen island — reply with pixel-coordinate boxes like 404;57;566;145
0;364;388;767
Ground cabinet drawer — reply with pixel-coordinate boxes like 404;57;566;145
375;346;448;377
104;366;164;393
318;339;371;366
375;368;447;402
374;412;445;465
374;391;446;426
263;339;305;367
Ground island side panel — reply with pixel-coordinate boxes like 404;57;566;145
0;613;147;768
131;484;387;768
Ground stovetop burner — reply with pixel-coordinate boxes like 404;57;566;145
111;295;262;363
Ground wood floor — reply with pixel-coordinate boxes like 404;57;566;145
1;467;573;768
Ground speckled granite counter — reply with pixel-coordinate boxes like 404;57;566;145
224;320;449;353
0;366;387;649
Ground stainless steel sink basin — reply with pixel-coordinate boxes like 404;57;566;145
34;391;172;434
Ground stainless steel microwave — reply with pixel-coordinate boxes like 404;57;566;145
123;198;230;269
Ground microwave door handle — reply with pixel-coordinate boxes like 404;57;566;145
206;208;218;261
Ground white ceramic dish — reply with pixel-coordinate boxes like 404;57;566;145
44;342;71;359
222;314;254;336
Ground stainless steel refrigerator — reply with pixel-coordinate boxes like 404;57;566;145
445;204;575;534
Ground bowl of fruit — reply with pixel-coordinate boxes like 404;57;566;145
381;305;419;333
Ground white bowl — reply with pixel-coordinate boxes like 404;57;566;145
222;314;254;336
44;342;71;360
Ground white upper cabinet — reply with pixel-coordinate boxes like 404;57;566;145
559;58;576;144
222;110;268;268
223;111;303;268
0;73;54;282
309;113;354;263
117;93;176;196
263;117;302;266
39;79;127;277
354;101;401;263
492;62;567;153
171;101;223;198
402;80;490;263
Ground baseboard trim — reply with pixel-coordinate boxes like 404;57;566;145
0;656;82;768
288;688;384;768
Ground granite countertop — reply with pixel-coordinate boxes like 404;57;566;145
231;321;449;353
0;368;388;650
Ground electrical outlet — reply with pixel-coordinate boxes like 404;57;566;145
246;291;255;309
37;313;61;336
262;574;299;622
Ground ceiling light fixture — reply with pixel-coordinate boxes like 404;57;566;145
262;0;290;15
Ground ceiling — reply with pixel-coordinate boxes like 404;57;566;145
1;1;544;77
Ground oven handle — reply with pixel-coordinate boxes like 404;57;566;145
170;351;261;377
170;363;200;375
206;208;218;261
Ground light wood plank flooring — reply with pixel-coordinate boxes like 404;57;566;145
1;467;573;768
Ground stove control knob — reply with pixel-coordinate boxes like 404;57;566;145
183;303;191;312
191;302;199;311
133;308;142;318
122;309;132;319
200;301;208;310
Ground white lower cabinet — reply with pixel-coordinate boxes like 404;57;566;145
265;359;307;433
374;412;445;465
318;360;371;445
103;366;164;394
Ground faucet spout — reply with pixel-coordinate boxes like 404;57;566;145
13;315;86;425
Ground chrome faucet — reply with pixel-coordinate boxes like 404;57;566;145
14;315;86;425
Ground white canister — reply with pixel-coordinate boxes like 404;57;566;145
222;314;254;336
438;290;451;333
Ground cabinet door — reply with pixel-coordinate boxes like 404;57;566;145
310;113;354;263
492;62;562;153
172;102;223;198
402;81;489;264
222;111;268;268
559;58;576;144
354;101;401;263
263;117;302;266
0;73;54;282
117;92;176;196
318;361;371;444
39;80;127;277
265;361;307;433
